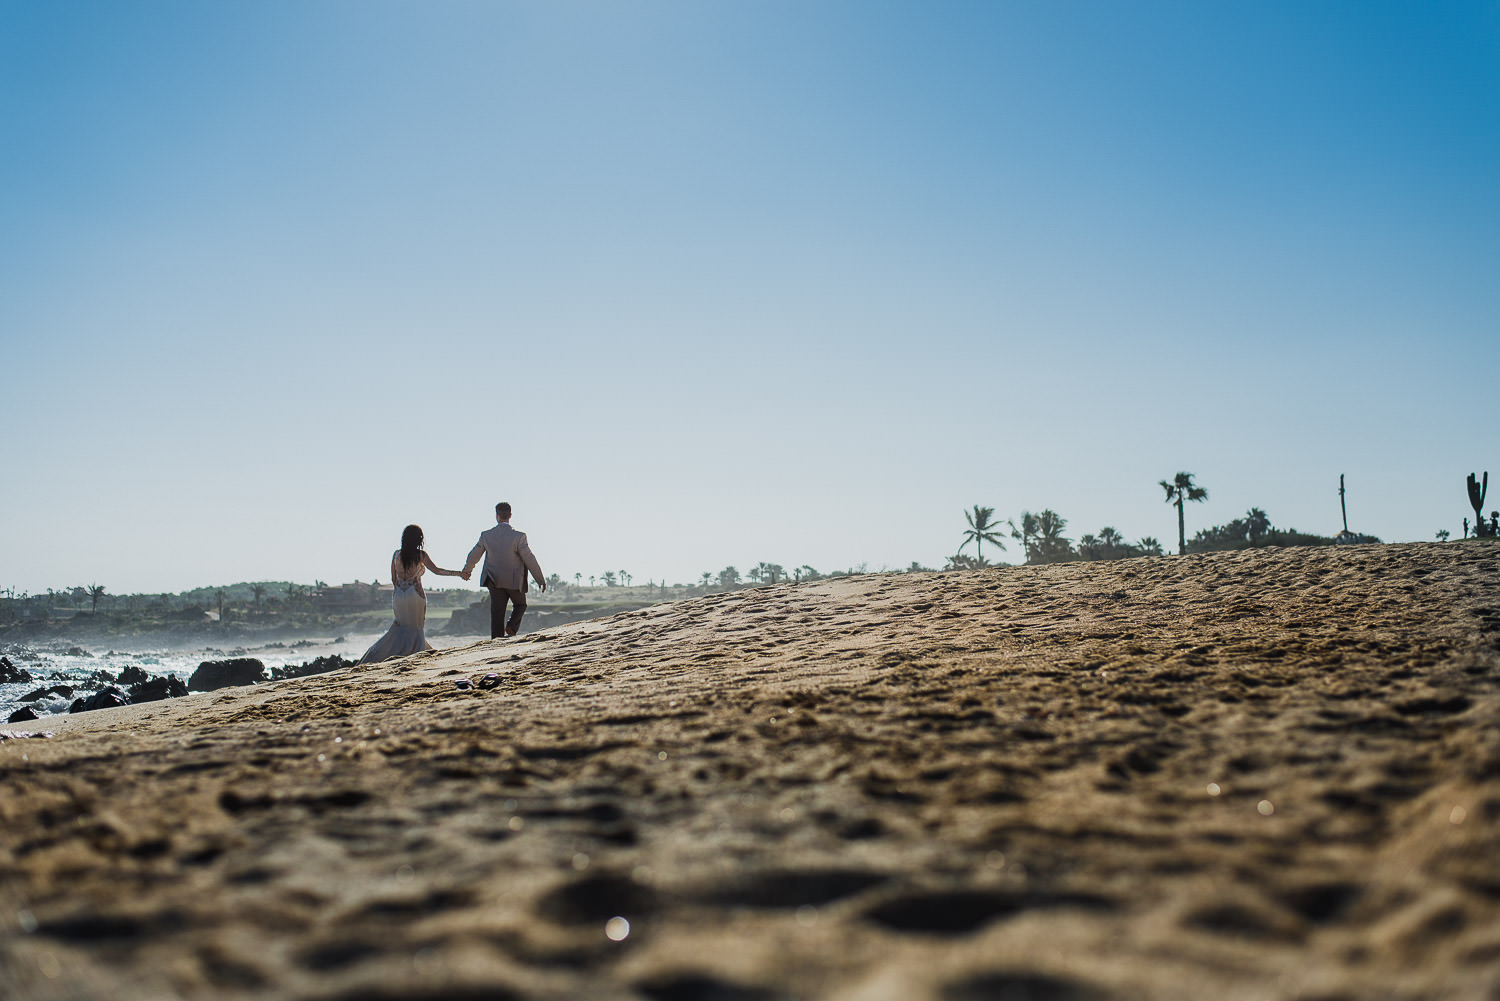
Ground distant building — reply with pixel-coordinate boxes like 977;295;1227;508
313;581;391;612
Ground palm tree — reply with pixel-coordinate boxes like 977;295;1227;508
959;505;1007;563
574;573;582;587
87;584;106;614
1436;529;1450;542
1137;536;1164;556
699;571;713;590
1245;508;1271;543
602;571;617;587
1010;511;1039;564
251;584;267;611
1160;472;1209;555
1032;509;1074;563
750;562;785;585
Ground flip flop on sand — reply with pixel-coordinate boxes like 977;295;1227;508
478;673;501;690
454;678;473;690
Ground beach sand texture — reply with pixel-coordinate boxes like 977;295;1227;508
3;541;1499;1001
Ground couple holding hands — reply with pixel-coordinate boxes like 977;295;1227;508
359;501;546;664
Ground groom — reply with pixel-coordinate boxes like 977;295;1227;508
463;501;546;638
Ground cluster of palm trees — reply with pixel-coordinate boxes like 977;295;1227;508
956;506;1151;568
701;564;822;588
569;571;636;588
555;564;833;595
956;471;1211;567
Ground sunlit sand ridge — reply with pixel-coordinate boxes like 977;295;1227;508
3;541;1499;1000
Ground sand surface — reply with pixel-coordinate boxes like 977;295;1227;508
3;541;1499;1001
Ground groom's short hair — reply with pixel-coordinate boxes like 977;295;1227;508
496;502;512;518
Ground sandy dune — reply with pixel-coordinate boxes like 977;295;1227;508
3;541;1499;1001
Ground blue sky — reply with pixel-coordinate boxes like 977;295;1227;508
3;1;1497;595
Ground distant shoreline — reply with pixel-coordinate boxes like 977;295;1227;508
0;594;668;650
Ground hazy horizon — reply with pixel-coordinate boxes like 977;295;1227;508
5;2;1496;595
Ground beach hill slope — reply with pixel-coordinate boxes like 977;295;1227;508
3;541;1500;1000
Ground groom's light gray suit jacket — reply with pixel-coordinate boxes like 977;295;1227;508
468;524;544;592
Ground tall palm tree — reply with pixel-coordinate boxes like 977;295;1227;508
959;505;1007;563
251;584;267;610
1160;472;1209;555
1245;507;1271;543
87;584;106;614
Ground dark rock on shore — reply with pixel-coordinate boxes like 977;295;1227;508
69;686;129;714
7;706;40;723
188;658;266;692
116;665;151;687
271;655;354;681
0;656;34;684
129;675;188;703
22;684;74;702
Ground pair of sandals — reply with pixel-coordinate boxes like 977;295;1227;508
454;673;502;691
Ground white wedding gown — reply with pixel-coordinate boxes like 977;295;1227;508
359;552;434;664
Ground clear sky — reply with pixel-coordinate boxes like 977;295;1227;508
3;1;1497;596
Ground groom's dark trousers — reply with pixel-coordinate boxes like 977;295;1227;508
485;579;527;638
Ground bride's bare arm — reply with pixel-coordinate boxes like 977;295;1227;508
422;551;463;577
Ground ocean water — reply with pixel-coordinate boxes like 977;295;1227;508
0;633;389;725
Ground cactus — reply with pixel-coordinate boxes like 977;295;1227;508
1469;473;1491;537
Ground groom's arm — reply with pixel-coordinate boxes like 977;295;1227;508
518;537;545;590
462;539;485;576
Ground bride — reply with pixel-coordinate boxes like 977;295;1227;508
359;524;467;664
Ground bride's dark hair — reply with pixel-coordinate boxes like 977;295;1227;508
399;524;424;572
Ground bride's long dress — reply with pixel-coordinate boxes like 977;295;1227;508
359;552;434;664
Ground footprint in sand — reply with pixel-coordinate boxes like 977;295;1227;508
862;888;1117;936
940;970;1125;1001
634;974;786;1001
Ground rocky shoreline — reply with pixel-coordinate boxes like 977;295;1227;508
4;653;356;724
